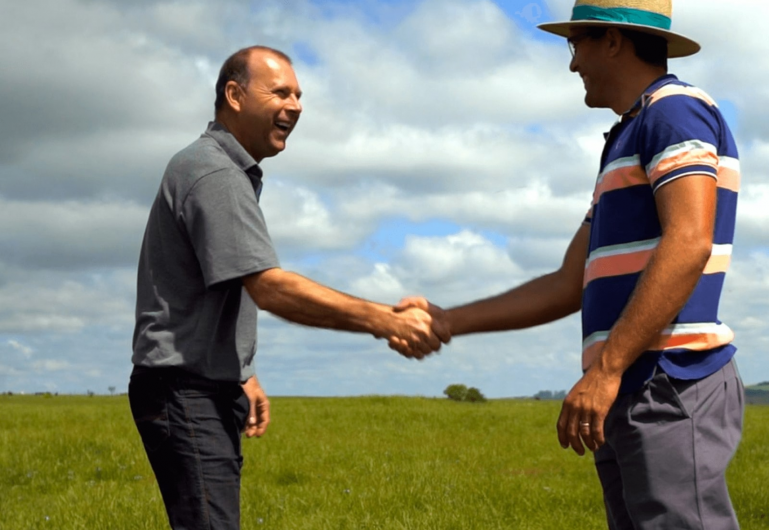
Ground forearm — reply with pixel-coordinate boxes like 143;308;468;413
244;268;392;336
595;236;711;376
448;271;582;335
447;224;589;336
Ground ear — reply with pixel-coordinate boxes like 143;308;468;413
224;81;245;112
605;28;624;58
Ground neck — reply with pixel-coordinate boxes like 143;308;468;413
214;112;261;162
609;65;668;115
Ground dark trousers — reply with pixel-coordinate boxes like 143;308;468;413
128;367;250;530
595;359;744;530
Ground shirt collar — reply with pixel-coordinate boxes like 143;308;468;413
622;73;679;120
203;121;263;179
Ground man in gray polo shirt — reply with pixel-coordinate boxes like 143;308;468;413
129;45;449;530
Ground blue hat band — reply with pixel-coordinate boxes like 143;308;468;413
571;5;672;30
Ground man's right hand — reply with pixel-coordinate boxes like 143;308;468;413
241;376;270;438
388;297;451;358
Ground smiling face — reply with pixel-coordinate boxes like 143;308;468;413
231;50;303;162
568;28;612;109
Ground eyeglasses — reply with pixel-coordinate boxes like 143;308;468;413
567;34;591;58
567;28;608;58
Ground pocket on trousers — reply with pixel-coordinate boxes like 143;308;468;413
630;372;691;423
129;379;171;453
233;389;249;433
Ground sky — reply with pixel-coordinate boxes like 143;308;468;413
1;0;768;397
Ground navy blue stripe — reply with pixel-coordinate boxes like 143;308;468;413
589;186;659;253
582;274;640;337
714;189;738;243
658;344;736;380
676;274;726;323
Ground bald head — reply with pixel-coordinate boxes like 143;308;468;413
213;46;302;162
214;46;293;113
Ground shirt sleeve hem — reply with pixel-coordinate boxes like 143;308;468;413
205;259;281;289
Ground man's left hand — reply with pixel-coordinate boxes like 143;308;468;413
241;376;270;438
556;366;622;455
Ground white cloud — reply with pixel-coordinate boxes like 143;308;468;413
7;340;33;357
0;270;135;333
1;0;769;395
0;198;148;270
261;180;373;252
32;360;71;372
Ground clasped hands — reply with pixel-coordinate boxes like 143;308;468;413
383;296;449;360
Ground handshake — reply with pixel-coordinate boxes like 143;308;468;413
381;296;451;360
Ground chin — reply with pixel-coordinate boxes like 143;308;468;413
270;139;287;153
584;95;607;110
261;145;285;160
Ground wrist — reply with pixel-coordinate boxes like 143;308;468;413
592;346;627;379
367;303;397;339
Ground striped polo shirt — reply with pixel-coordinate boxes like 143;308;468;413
581;74;740;393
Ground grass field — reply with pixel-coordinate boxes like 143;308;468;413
1;395;767;530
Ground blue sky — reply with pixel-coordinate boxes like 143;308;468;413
1;0;768;396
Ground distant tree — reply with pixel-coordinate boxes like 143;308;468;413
87;390;95;397
465;387;487;403
533;390;567;400
444;384;486;403
444;384;468;402
108;386;116;396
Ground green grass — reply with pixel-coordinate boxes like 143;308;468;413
0;395;767;529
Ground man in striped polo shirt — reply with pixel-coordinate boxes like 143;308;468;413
394;1;743;527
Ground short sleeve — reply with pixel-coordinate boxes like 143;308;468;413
638;92;721;193
181;169;279;288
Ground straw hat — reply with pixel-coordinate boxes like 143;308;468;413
538;0;700;58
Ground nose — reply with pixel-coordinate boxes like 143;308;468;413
569;54;578;73
287;94;302;115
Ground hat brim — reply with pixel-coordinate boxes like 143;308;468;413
537;20;700;59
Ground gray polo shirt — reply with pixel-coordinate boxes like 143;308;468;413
132;121;280;382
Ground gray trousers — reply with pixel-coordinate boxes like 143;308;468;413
595;359;744;530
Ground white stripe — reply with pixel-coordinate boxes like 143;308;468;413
582;322;734;351
719;156;740;171
582;331;609;350
597;155;641;185
585;241;731;269
662;322;734;337
586;237;660;266
711;244;733;257
646;140;717;175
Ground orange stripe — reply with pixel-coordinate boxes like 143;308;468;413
584;248;654;287
648;149;719;186
582;341;604;371
582;330;734;370
650;330;734;351
717;165;741;192
594;165;648;204
647;85;716;107
703;254;731;275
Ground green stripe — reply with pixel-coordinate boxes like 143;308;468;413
571;5;671;30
